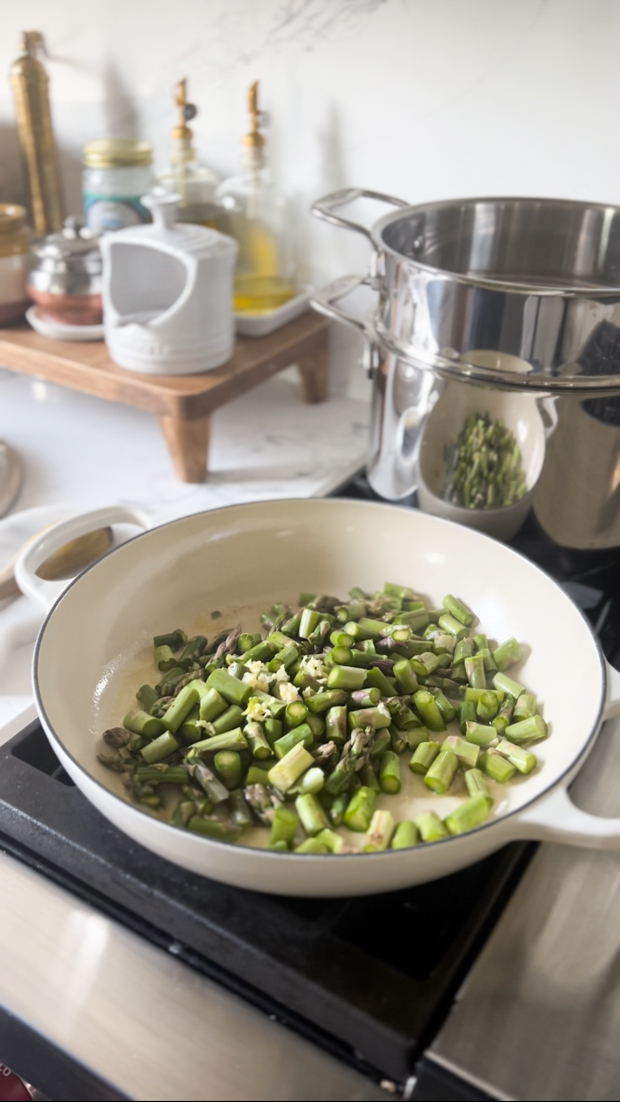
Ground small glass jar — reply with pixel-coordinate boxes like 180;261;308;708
0;203;30;325
82;138;153;233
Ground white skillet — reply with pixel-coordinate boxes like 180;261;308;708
15;499;620;897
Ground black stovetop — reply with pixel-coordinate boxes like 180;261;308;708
1;475;619;1098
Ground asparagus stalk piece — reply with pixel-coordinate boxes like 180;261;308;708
378;751;401;794
205;667;252;707
189;760;230;803
343;786;377;832
306;690;348;714
495;738;537;774
438;612;468;639
348;703;391;730
477;690;500;721
442;594;475;626
424;749;458;794
284;701;308;728
140;731;179;764
459;699;477;735
512;693;537;721
213;750;243;789
228;789;253;826
316;828;357;854
210;705;245;734
295;837;329;854
442;734;480;769
505;714;547;743
465;721;499;748
296;793;330;836
198;687;228;722
415;810;449;842
363;809;395;851
492;637;521;672
189;728;248;754
409;741;441;775
465;768;493;806
269;807;298;848
391;821;419;849
123;711;166;740
327;664;367;691
444;794;490;835
274;723;314;759
187;816;242;840
294;766;325;795
464;655;486;690
245;721;272;759
153;629;187;651
268;743;314;792
413;689;446;732
492;671;525;700
392;658;419;695
479;748;517;783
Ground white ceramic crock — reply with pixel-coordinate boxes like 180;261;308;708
15;499;620;897
101;191;238;375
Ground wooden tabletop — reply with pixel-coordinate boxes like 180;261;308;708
0;311;329;420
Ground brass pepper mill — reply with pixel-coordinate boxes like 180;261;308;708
9;31;64;234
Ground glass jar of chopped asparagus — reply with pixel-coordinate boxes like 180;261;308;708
98;584;547;854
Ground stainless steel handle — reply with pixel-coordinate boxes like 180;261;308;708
310;274;369;335
311;188;409;239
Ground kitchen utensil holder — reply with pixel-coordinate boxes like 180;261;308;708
0;312;329;482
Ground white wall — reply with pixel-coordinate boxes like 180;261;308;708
2;0;620;391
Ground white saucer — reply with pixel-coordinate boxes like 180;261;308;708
26;306;104;342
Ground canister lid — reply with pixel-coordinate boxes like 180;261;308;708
0;204;28;233
83;138;152;168
30;217;102;269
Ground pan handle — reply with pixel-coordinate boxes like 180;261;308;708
311;188;409;239
14;504;151;613
511;660;620;848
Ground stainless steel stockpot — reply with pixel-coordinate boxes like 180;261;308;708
311;191;620;501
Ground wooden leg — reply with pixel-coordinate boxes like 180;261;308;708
157;414;211;483
297;340;329;403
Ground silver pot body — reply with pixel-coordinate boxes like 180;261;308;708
311;190;620;544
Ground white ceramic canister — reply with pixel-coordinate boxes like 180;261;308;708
100;192;238;375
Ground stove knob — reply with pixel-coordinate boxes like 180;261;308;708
0;1065;31;1102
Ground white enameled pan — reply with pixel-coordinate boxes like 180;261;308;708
15;499;620;897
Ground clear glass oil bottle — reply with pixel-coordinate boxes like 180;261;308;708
157;79;220;227
216;81;296;313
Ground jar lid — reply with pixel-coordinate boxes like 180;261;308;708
0;203;28;234
83;138;152;168
31;217;102;267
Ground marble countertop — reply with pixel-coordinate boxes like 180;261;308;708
0;361;370;730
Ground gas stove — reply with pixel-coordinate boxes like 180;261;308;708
1;475;619;1102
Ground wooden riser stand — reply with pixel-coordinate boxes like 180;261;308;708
0;312;329;482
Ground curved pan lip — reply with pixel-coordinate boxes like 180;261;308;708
32;497;609;863
370;194;620;297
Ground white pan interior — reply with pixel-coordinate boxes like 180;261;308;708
34;499;605;892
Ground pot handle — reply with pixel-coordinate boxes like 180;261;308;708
511;660;620;848
536;395;559;438
310;274;369;336
14;504;151;613
311;188;409;239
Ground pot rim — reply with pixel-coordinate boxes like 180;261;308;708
370;194;620;297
